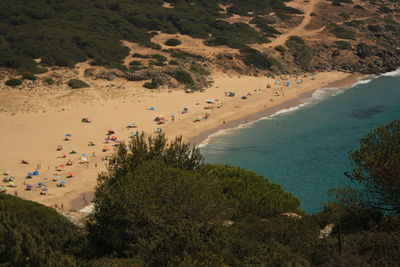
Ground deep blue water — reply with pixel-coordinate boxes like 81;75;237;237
201;72;400;213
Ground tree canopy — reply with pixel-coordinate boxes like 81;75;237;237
331;118;400;213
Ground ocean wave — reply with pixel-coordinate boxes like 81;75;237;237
381;68;400;77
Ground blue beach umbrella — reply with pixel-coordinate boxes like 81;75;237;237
38;182;45;186
27;172;34;176
149;107;155;111
53;175;61;179
81;153;89;157
42;188;48;191
33;170;39;175
65;133;72;137
60;180;67;184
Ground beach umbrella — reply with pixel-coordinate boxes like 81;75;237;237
27;185;33;189
38;182;45;186
27;172;34;177
80;157;88;162
60;180;67;184
81;153;89;157
65;133;72;137
130;132;137;136
149;107;155;110
59;164;65;168
42;188;48;191
33;170;39;175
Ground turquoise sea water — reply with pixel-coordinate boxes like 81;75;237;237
200;71;400;213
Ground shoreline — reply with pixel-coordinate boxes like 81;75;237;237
0;70;359;211
189;74;361;146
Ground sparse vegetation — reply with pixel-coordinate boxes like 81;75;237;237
330;26;356;40
334;40;352;50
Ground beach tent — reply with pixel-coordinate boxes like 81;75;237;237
33;170;39;175
127;123;137;128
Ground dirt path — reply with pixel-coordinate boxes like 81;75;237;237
266;0;323;47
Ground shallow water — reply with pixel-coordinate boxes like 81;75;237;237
201;72;400;213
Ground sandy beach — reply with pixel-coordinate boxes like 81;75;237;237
0;71;359;210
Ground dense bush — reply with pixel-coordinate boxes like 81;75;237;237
0;0;303;71
285;36;314;69
5;78;22;87
68;79;90;89
164;38;182;46
170;69;194;86
0;194;84;266
239;47;278;70
143;78;159;89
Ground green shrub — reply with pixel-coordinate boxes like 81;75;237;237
44;77;54;85
21;73;37;81
275;45;286;52
170;69;194;86
334;40;351;50
285;36;314;69
0;194;83;266
67;79;90;89
5;78;22;87
330;26;356;40
368;25;382;32
149;60;167;66
190;63;210;75
129;60;142;66
132;53;151;59
164;38;182;46
143;78;159;89
239;47;278;70
249;16;275;25
378;6;392;14
168;59;179;65
339;13;350;19
151;54;167;62
171;50;204;60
